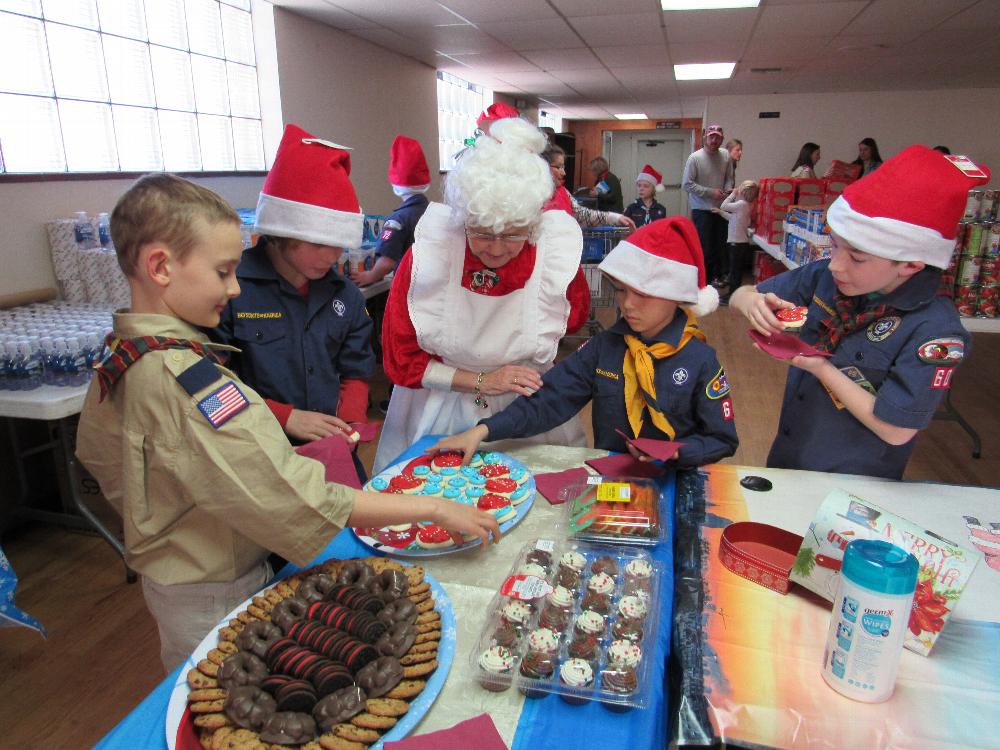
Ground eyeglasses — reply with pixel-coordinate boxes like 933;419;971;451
466;230;529;245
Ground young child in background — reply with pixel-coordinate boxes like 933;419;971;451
713;179;759;304
213;125;373;480
351;135;431;288
77;173;498;672
433;217;739;469
623;164;668;228
731;146;989;479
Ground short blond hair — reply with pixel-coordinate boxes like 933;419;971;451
739;179;759;202
111;173;239;277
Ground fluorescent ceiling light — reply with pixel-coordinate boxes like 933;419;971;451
614;113;647;120
674;62;736;80
662;0;759;9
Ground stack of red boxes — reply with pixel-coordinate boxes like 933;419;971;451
754;177;796;244
822;177;853;206
754;251;786;283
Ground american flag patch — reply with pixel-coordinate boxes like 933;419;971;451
197;381;250;428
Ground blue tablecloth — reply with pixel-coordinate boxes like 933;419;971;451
95;438;675;750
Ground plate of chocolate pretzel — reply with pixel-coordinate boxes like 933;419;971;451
166;556;455;750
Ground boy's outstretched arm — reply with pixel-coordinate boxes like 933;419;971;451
730;285;795;336
787;356;918;446
349;491;499;546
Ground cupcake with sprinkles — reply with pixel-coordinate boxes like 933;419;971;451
517;562;547;580
624;558;654;593
618;595;647;624
500;599;533;630
574;610;605;638
607;639;642;669
559;658;594;704
478;645;515;692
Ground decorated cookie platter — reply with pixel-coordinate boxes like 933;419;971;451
166;558;456;750
353;450;536;558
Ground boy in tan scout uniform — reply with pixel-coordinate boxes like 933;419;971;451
76;174;498;673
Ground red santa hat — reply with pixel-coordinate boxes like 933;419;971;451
598;217;718;316
388;135;430;188
254;123;364;249
476;101;520;130
826;145;991;269
636;164;665;194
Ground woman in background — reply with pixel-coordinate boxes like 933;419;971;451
790;142;821;178
852;137;883;176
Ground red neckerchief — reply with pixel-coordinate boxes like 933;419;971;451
461;242;536;296
92;334;224;402
814;293;894;353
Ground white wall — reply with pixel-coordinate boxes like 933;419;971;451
707;89;1000;188
0;6;441;298
273;8;441;218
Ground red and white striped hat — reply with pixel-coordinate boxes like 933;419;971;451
826;145;991;269
636;164;665;193
598;217;718;316
254;123;364;249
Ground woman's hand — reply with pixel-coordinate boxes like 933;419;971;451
481;365;543;397
285;409;355;443
616;214;637;231
427;425;489;465
731;288;794;337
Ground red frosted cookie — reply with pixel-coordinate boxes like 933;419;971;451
431;451;464;470
776;306;808;330
485;477;518;497
416;525;453;549
479;464;510;478
478;493;516;523
389;473;423;493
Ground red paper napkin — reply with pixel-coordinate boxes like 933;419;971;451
614;428;683;461
383;713;508;750
295;434;362;489
585;453;665;477
747;329;833;361
533;467;591;505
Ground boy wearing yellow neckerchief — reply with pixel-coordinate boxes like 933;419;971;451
434;217;739;469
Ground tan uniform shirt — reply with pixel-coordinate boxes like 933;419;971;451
76;312;355;585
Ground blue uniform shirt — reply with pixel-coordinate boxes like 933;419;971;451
213;242;375;417
375;194;430;264
623;198;667;228
758;260;970;479
482;312;739;468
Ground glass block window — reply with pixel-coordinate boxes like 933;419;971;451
436;71;489;172
0;0;264;174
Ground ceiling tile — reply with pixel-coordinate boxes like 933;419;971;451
936;1;1000;31
610;65;676;86
438;0;559;23
641;102;685;119
829;34;923;57
399;25;507;55
350;27;436;61
570;13;665;46
593;44;671;67
676;79;734;96
754;2;867;37
321;0;461;26
841;0;975;37
478;17;582;50
521;47;605;70
273;0;379;30
491;71;575;94
668;39;746;64
550;0;654;17
742;34;832;60
663;9;757;43
551;67;621;87
443;51;542;73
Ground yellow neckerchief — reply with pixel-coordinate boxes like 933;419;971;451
623;309;706;439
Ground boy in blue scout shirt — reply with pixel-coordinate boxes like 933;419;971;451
433;217;739;468
731;145;990;479
350;135;431;288
76;173;498;672
214;125;374;475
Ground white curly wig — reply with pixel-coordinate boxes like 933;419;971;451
444;118;551;236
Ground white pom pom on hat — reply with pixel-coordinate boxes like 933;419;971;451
598;216;719;316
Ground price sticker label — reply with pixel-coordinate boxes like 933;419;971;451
500;574;553;601
535;539;555;553
586;475;603;485
597;482;631;502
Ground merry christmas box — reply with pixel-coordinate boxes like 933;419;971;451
790;489;980;656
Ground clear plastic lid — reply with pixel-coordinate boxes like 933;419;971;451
559;476;668;546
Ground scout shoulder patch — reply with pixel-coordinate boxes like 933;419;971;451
705;367;731;399
866;316;901;342
197;381;250;428
916;337;965;364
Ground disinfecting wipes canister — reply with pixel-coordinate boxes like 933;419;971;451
821;540;918;703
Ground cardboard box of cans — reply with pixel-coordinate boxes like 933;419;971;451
754;178;846;245
472;539;661;710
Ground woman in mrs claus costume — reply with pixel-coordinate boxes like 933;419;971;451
374;117;590;472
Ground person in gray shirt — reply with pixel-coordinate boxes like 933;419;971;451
682;123;735;284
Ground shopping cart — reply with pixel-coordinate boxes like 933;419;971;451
568;225;632;339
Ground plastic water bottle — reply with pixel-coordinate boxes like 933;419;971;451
74;211;96;250
12;338;43;390
38;336;56;384
63;336;89;386
0;340;13;390
821;540;918;703
97;212;113;249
